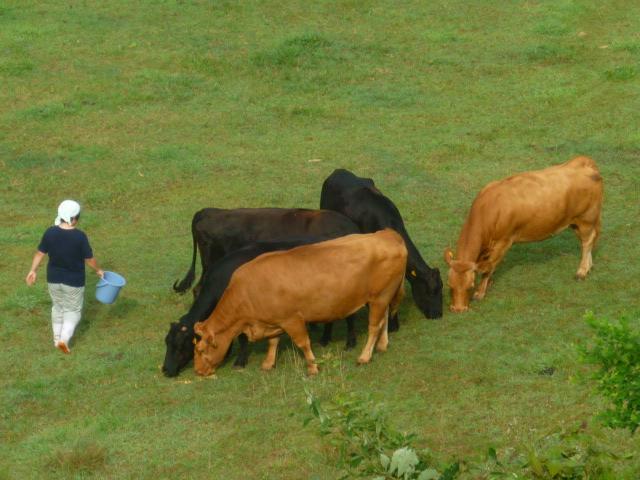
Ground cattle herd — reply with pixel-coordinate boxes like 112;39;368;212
162;156;604;378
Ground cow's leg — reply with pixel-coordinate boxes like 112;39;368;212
320;314;357;350
474;241;511;301
375;309;390;353
319;322;333;347
572;222;597;280
345;314;357;350
473;273;493;301
260;336;280;371
281;314;319;375
233;333;249;369
357;304;388;365
388;311;399;332
387;280;404;332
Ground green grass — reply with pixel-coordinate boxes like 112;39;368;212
2;0;639;478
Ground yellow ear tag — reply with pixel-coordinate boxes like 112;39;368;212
193;338;197;345
411;270;417;277
449;251;454;259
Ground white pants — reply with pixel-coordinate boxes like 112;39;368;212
48;284;84;346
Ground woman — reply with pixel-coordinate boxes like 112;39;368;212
26;200;104;354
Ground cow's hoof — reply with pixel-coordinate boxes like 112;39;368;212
344;344;355;351
319;340;329;347
574;274;587;281
232;364;246;370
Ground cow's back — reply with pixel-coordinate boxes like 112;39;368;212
197;208;357;240
283;209;361;238
220;230;407;324
195;208;359;261
469;156;603;243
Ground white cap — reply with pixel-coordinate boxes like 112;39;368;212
55;200;81;226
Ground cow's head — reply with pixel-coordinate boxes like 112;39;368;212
444;247;477;313
162;319;197;377
408;268;443;319
193;321;225;376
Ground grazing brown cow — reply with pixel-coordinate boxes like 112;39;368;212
444;156;603;313
193;229;408;376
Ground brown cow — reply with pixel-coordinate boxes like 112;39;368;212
193;229;407;376
444;156;603;313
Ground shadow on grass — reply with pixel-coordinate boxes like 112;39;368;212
73;296;140;345
486;229;588;283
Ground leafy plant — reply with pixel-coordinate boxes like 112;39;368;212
305;370;629;480
479;422;624;479
304;381;460;480
577;312;640;434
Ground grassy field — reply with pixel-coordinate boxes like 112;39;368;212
1;0;639;478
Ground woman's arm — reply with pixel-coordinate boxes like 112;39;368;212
26;251;46;286
85;257;105;278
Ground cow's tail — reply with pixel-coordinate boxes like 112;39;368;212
173;213;200;294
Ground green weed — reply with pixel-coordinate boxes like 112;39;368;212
603;65;638;81
577;312;640;434
304;357;460;480
305;383;629;479
479;422;627;479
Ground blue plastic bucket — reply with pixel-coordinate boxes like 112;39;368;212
96;271;126;304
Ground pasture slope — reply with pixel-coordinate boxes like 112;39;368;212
1;1;639;478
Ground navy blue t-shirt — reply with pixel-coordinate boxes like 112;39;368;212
37;226;94;287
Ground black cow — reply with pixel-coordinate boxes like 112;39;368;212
163;235;359;377
320;169;443;323
173;208;361;298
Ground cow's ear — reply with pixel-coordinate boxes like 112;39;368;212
194;322;217;348
444;248;455;266
193;322;204;337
